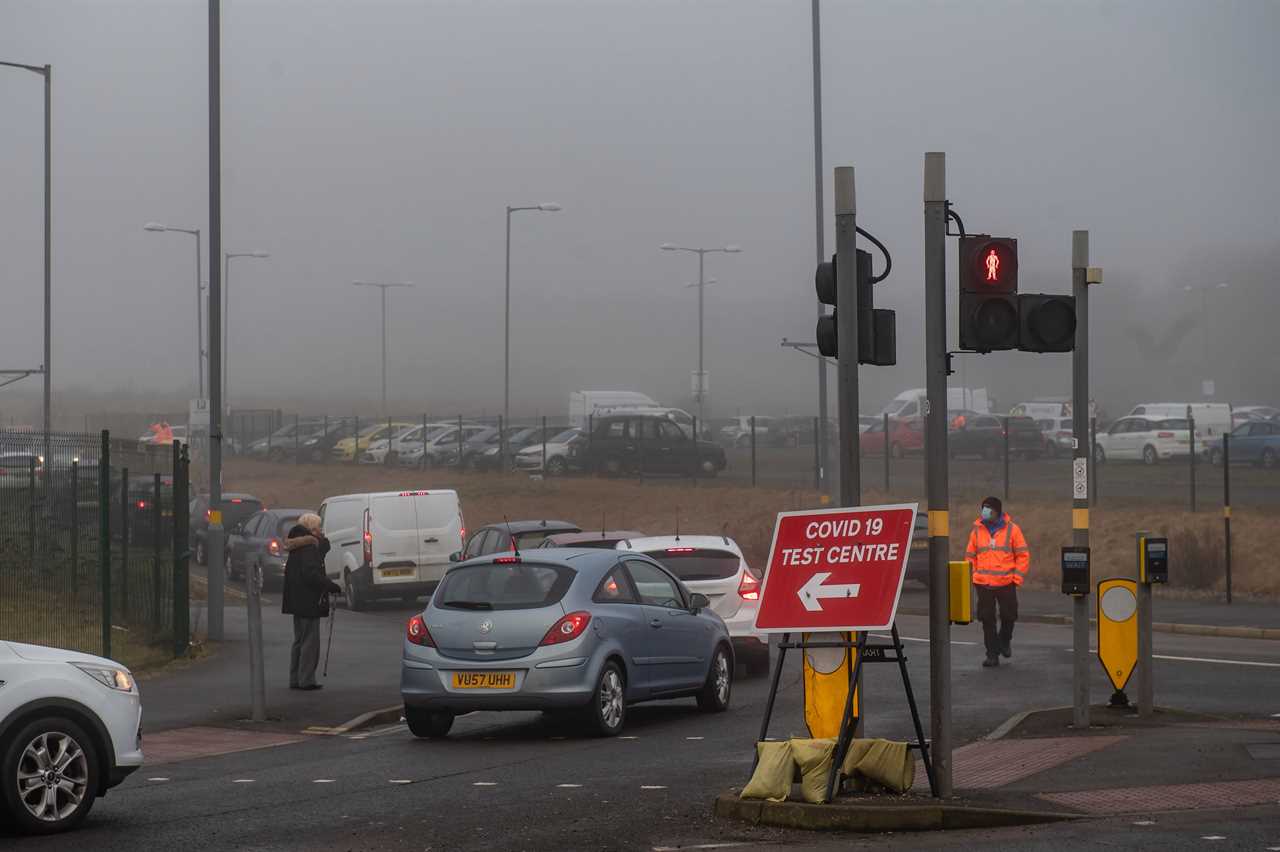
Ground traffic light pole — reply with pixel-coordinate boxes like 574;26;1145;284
810;0;830;495
1071;230;1090;729
834;166;860;507
923;152;952;796
206;0;225;642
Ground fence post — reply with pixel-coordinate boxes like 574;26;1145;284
99;431;111;659
541;415;547;475
587;414;594;475
813;416;820;491
173;442;190;657
638;415;645;485
352;415;359;465
1223;432;1232;604
1090;415;1098;506
750;415;757;487
1002;416;1011;500
121;467;130;624
321;415;328;465
294;413;300;464
883;412;891;493
28;457;36;569
386;415;393;466
152;472;162;639
70;459;79;584
1187;405;1197;513
457;414;463;469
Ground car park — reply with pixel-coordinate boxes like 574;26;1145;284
457;519;582;560
289;418;355;463
948;413;1045;460
246;420;327;461
584;413;727;477
361;423;439;465
719;416;775;447
0;640;143;835
860;417;924;458
412;423;491;467
400;548;733;738
331;421;417;462
514;428;588;476
190;493;264;565
1094;416;1191;465
226;508;311;587
321;489;464;610
469;425;559;471
1127;403;1232;439
1232;405;1280;428
1207;420;1280;468
615;534;769;676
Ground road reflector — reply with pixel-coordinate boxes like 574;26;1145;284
1097;578;1138;692
948;561;971;624
803;632;857;739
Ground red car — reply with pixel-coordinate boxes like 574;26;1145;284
861;417;925;458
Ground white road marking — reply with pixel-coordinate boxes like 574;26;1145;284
619;736;639;740
556;783;583;788
389;779;412;785
232;779;255;783
313;779;335;784
653;845;758;851
874;633;978;647
147;777;170;782
473;781;498;786
550;736;567;740
1065;650;1280;669
1201;836;1226;841
640;785;667;790
1132;820;1156;826
686;736;705;740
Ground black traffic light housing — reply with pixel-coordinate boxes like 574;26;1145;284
1019;294;1077;352
959;235;1019;353
815;254;837;357
814;249;896;365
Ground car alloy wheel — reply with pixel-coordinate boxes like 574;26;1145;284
1094;446;1106;464
699;458;717;476
225;551;236;581
3;718;97;835
592;663;625;736
1143;445;1158;466
195;539;207;565
344;572;366;612
546;456;567;476
697;646;732;712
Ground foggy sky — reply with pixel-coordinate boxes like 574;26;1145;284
1;0;1278;425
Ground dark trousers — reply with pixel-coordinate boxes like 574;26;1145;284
290;616;321;688
975;584;1018;657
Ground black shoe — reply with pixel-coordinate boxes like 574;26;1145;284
1000;640;1012;659
982;656;999;668
301;684;323;691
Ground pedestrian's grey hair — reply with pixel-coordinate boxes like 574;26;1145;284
298;512;322;532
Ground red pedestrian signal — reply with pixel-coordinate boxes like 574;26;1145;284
960;236;1017;293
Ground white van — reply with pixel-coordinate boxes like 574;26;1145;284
1127;403;1232;439
320;489;464;611
882;387;990;420
568;391;659;428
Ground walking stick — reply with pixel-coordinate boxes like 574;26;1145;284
323;598;336;678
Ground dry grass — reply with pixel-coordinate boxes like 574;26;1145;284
225;459;1280;601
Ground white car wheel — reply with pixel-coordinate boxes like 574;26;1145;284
2;718;97;835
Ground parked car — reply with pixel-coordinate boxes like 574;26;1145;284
246;420;327;461
1094;416;1191;465
361;423;442;465
469;425;559;471
514;428;588;476
290;418;355;463
1127;403;1232;439
226;507;311;587
413;423;491;467
906;512;930;586
190;493;264;565
859;415;880;433
719;416;775;448
1207;420;1280;468
948;414;1044;460
1037;417;1075;458
539;530;647;550
0;451;43;489
583;413;727;477
400;547;733;738
616;534;769;676
860;417;924;458
457;520;582;560
331;421;418;462
321;489;464;610
1232;405;1280;428
109;474;175;544
0;640;142;834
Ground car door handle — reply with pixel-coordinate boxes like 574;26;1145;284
649;618;663;628
423;537;438;543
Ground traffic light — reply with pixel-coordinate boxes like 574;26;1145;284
959;236;1019;352
813;249;896;365
1019;293;1077;352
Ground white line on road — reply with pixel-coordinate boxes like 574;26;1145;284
640;785;667;790
146;778;170;782
556;783;583;788
686;736;704;740
874;633;978;647
1201;836;1226;841
232;779;255;783
1133;820;1156;826
619;736;639;740
313;779;335;784
473;781;498;786
1064;649;1280;668
653;844;758;851
388;779;412;784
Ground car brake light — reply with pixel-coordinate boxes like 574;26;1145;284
230;498;243;503
1157;432;1174;439
363;508;373;566
406;614;434;647
540;611;591;646
268;538;281;557
494;555;521;564
666;547;695;553
136;500;148;510
739;572;760;601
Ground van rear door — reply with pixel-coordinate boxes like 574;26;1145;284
414;493;462;577
369;494;422;584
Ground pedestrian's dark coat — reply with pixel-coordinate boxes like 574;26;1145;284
281;525;341;617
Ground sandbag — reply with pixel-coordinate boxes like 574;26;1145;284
790;737;837;804
740;740;794;802
840;737;915;793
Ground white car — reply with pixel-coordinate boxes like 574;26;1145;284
719;416;774;447
615;535;770;676
0;641;142;834
1094;416;1191;465
1037;417;1075;457
514;428;585;475
361;424;436;465
0;452;43;489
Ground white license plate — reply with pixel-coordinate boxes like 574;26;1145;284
381;567;414;578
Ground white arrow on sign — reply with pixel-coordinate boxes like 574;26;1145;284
797;571;861;612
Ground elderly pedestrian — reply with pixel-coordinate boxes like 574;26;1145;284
282;512;342;690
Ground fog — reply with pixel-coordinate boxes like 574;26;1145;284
1;0;1277;427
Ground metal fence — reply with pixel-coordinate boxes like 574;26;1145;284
0;429;190;667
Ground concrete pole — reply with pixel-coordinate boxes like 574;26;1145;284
1136;530;1153;716
811;0;829;494
923;152;952;796
1071;230;1090;729
503;207;512;473
381;285;388;416
834;167;859;505
206;0;224;642
697;250;705;425
195;229;204;398
43;64;51;448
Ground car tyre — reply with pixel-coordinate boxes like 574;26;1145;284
697;645;733;713
744;646;772;678
545;456;567;476
268;447;287;463
586;661;626;736
195;539;207;566
1262;448;1277;470
225;551;237;581
1;716;99;836
405;706;454;739
1094;445;1106;465
344;571;367;612
1142;444;1159;466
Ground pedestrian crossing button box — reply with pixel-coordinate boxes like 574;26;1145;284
1061;546;1090;596
1140;536;1168;585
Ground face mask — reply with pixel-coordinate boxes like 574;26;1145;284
981;506;996;521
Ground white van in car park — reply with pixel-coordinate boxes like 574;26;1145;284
1127;403;1232;439
321;490;464;610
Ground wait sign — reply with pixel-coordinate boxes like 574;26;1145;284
754;503;918;633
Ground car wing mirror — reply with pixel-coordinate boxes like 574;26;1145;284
689;592;710;612
449;551;461;562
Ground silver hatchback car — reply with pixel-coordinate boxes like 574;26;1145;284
400;548;733;737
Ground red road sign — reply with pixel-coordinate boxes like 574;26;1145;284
754;502;918;633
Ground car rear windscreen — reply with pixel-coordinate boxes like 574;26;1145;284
276;515;304;538
437;562;574;610
224;499;263;526
644;549;740;581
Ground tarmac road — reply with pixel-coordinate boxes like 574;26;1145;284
12;610;1280;851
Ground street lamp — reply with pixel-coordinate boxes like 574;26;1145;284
659;243;742;424
223;250;270;408
1183;282;1229;398
1;59;51;456
145;222;205;397
352;281;415;415
504;202;561;470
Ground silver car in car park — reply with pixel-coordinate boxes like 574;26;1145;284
400;548;734;738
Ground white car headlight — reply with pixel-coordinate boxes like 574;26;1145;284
72;662;135;692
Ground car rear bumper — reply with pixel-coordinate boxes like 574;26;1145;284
400;654;597;711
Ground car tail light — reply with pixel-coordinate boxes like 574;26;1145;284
666;547;695;553
406;614;434;647
268;538;281;557
1157;431;1174;439
230;498;243;504
494;555;521;564
136;499;148;510
362;508;373;566
540;611;591;646
739;571;760;601
206;509;212;520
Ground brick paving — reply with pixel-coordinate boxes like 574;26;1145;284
143;726;305;764
914;735;1127;791
1040;777;1280;814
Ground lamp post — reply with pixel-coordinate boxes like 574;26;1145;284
352;281;415;415
145;223;205;396
659;243;742;424
1183;282;1229;398
1;59;51;453
222;250;269;408
504;202;561;470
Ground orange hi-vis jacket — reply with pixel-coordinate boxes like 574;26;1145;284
966;514;1030;587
